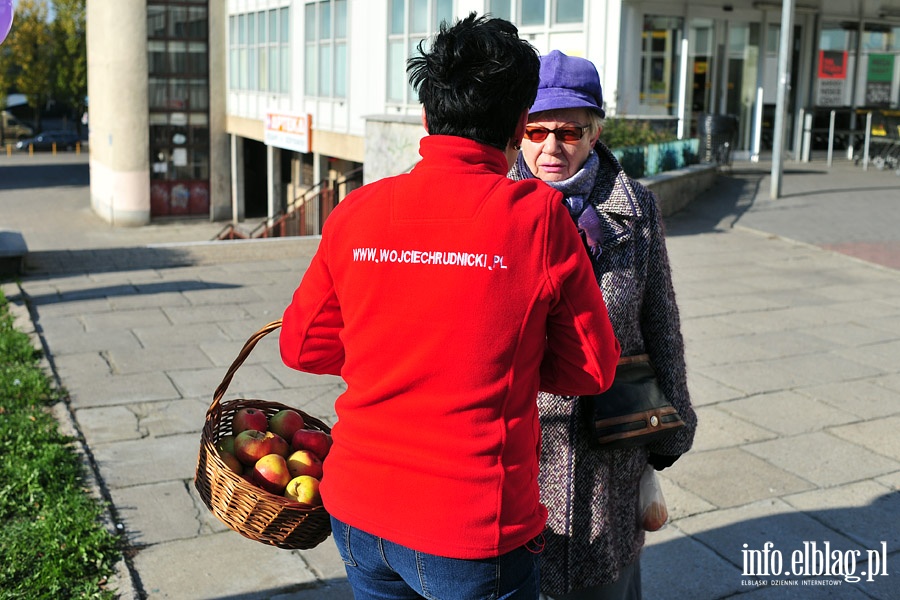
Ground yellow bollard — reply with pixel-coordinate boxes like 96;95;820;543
76;141;81;154
29;144;33;156
5;144;10;156
52;142;57;155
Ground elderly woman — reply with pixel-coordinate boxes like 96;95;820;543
509;50;698;600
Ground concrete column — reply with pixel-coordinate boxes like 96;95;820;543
266;145;282;221
230;134;245;223
208;0;231;222
86;0;150;226
313;151;323;186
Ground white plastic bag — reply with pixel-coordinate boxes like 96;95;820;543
639;464;669;531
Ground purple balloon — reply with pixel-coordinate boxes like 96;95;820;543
0;0;13;46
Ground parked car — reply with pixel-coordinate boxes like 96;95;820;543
1;111;34;145
15;130;82;152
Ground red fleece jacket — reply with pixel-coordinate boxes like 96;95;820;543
280;135;619;559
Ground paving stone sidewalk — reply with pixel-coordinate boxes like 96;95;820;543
2;156;899;599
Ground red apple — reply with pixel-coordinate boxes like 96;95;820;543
234;430;290;465
268;409;305;441
250;454;291;494
291;429;333;460
232;407;268;435
266;431;291;458
219;450;243;476
284;475;321;505
234;429;270;465
286;449;324;479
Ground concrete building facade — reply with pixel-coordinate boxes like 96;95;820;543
86;0;900;227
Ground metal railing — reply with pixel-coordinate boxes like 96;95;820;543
795;107;900;173
215;166;364;241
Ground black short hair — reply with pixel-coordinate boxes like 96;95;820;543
407;12;540;151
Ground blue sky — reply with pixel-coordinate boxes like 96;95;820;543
10;1;57;22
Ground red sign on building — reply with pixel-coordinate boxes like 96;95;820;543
818;50;847;79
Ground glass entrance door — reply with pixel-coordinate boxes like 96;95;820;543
638;7;805;157
686;16;800;156
685;18;759;154
724;22;761;153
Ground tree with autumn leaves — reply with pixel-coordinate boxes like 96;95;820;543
0;0;86;135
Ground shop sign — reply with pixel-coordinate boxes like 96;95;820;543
265;112;312;154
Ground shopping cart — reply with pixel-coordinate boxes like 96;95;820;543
866;109;900;174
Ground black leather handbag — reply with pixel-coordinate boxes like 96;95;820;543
583;355;684;449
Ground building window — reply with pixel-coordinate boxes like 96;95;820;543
491;0;583;26
229;5;291;94
258;12;268;91
305;0;347;99
860;25;899;106
555;0;582;24
387;0;453;105
817;23;900;108
488;0;511;21
392;1;584;106
488;0;584;26
487;0;585;53
640;15;684;111
521;0;545;26
148;0;211;218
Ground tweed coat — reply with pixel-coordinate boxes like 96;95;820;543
510;143;697;595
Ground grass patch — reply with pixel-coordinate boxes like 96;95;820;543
0;287;121;599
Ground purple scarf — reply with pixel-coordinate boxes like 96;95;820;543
515;150;603;257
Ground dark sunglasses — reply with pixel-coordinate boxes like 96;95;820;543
523;125;588;144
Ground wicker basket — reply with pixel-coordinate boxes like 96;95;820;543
194;319;333;550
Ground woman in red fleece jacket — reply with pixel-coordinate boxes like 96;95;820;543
280;13;620;600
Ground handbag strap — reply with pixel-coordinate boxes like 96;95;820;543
617;354;650;366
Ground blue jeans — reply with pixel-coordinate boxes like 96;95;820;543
331;516;541;600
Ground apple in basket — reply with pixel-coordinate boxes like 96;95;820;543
284;475;321;505
291;429;333;460
248;453;292;494
216;434;237;456
232;407;268;435
214;434;243;475
218;450;244;476
234;430;289;465
267;431;290;457
286;449;324;479
269;409;306;441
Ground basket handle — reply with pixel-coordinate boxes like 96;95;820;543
209;319;283;414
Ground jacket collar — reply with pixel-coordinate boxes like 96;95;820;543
588;143;643;251
415;135;509;176
591;144;643;219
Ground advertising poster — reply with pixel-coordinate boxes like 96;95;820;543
818;50;847;79
865;54;894;106
817;50;847;106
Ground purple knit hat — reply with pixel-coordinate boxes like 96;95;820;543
530;50;605;118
